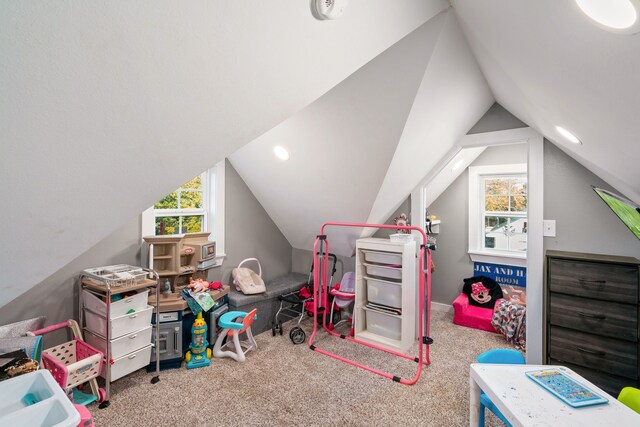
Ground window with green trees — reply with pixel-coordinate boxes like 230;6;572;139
153;174;207;235
481;174;527;252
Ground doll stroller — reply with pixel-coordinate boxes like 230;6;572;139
272;253;337;344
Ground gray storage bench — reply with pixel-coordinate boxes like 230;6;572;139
228;272;308;335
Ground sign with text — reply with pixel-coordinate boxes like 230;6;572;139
473;262;526;288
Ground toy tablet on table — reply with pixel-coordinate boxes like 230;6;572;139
526;369;609;408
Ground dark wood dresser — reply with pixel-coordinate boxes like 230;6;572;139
545;250;640;397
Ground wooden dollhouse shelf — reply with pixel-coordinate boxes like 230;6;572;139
143;232;216;289
155;270;178;276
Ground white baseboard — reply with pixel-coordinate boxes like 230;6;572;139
430;301;453;313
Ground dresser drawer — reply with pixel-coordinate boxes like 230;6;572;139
549;326;638;379
549;358;635;397
548;259;638;303
549;293;638;341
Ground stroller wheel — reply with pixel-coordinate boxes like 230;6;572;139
278;320;283;336
289;327;306;344
271;321;277;337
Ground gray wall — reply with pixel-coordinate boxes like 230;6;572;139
428;144;529;304
292;248;355;287
214;160;291;285
0;216;142;344
543;141;640;257
467;103;527;134
373;197;412;239
0;159;292;337
291;196;412;282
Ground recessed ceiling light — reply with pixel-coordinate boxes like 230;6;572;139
273;146;290;161
575;0;639;32
451;159;464;172
556;126;582;145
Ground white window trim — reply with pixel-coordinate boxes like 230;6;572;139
468;163;527;266
412;126;544;363
141;160;226;259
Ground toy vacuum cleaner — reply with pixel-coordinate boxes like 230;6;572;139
185;312;212;369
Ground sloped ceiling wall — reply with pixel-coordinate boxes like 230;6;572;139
365;11;494;229
230;10;494;256
0;1;449;307
451;0;640;204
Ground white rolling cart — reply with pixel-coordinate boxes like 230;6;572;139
78;265;160;409
354;238;417;354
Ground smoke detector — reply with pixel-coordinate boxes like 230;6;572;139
313;0;349;20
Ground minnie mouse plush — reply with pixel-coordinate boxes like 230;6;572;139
462;275;504;309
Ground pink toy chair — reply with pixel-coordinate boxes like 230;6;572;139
327;272;356;335
452;294;497;333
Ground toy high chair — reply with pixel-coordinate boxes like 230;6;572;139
327;272;356;336
213;309;258;362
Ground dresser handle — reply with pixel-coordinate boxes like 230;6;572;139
577;312;606;320
577;347;606;357
577;279;606;285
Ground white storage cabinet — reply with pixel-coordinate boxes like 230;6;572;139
354;238;417;354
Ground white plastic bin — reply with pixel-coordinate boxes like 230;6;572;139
108;344;153;381
85;326;152;360
85;305;153;339
0;370;80;427
389;233;415;243
363;306;402;341
361;250;402;266
363;263;402;281
366;277;402;308
82;289;149;319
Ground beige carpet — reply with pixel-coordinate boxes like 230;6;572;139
92;309;511;426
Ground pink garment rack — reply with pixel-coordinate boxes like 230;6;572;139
308;222;433;385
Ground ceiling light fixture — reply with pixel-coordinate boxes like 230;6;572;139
575;0;640;33
556;126;582;145
273;146;290;161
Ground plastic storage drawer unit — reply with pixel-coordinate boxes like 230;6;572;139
361;250;402;266
85;305;153;339
108;344;153;381
366;277;402;309
363;263;402;280
362;306;402;341
82;289;149;318
0;370;80;427
84;325;152;360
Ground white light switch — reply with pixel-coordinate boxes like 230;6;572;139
543;220;556;237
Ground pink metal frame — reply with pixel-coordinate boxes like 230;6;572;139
308;222;432;385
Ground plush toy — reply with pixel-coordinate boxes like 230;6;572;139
188;277;209;293
462;275;504;309
208;281;223;291
393;213;409;234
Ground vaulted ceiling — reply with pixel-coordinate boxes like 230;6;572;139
230;9;493;256
452;0;640;204
3;1;638;308
0;0;448;307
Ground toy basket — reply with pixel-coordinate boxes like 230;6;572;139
83;264;148;288
28;320;106;405
41;338;103;390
